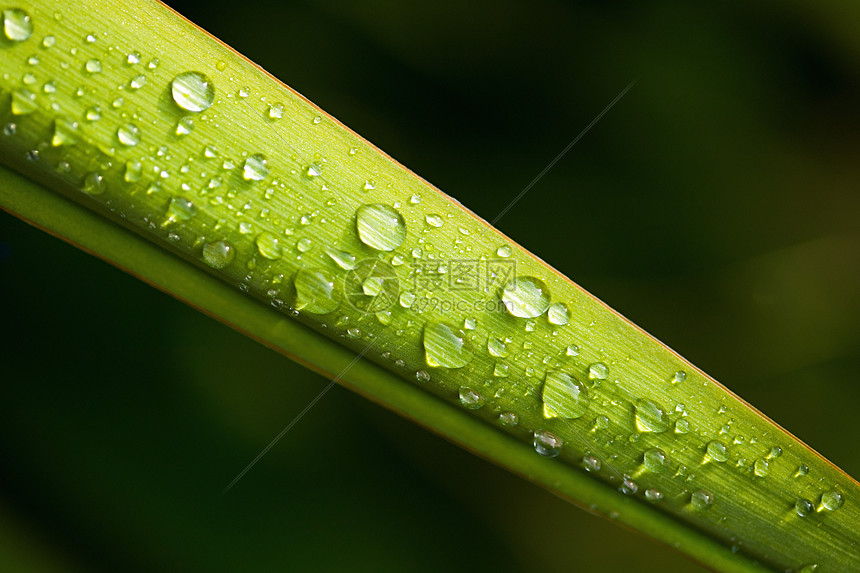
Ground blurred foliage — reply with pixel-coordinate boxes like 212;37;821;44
2;0;859;570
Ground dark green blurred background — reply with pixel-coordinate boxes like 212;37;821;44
2;0;860;570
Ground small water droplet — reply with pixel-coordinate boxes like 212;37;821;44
820;490;844;511
459;387;485;410
3;123;17;136
324;246;356;270
11;88;37;115
565;344;579;357
753;458;769;477
499;411;518;427
124;160;142;182
795;498;814;517
165;197;197;224
42;80;56;94
675;419;691;434
202;240;235;269
463;317;477;330
634;399;670;433
171;71;214;112
81;172;106;195
794;465;809;478
294;268;339;314
3;9;33;42
423;322;472;368
175;116;194;136
399;291;415;308
487;337;508;358
243;154;270;181
533;430;562;458
767;446;783;459
84;58;102;73
42;35;56;48
706;440;729;463
690;489;714;511
117;123;141;146
127;51;141;65
643;448;669;473
496;245;512;258
305;163;322;177
645;488;664;502
356;203;407;251
51;117;78;146
547;302;570;326
130;74;147;89
415;370;431;383
671;370;687;384
85;33;96;43
296;237;313;253
425;214;443;228
583;454;601;472
588;362;608;380
255;232;282;259
542;370;589;419
268;102;284;119
493;362;509;377
620;476;639;495
501;276;551;318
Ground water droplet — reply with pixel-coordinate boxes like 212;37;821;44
588;362;608;380
11;88;37;115
463;317;477;330
645;488;664;502
620;476;639;495
324;246;356;270
356;203;407;251
254;232;282;259
84;59;102;73
542;370;589;419
496;245;512;258
795;498;814;517
798;564;819;573
51;117;78;146
129;74;147;89
583;454;601;472
243;154;269;181
423;322;472;368
42;35;55;48
493;363;509;377
117;123;141;146
706;440;729;463
175;116;194;136
3;122;18;136
127;51;141;64
399;291;415;308
690;489;714;511
501;276;551;318
165;197;197;224
202;240;235;269
547;302;570;325
237;87;249;98
671;370;687;384
171;71;214;112
425;214;443;228
296;237;312;253
533;430;562;458
42;81;56;94
85;33;96;43
794;465;809;478
294;268;339;314
305;163;322;177
76;170;104;195
820;490;844;511
268;102;284;119
643;448;669;473
459;387;485;410
3;9;33;42
767;446;783;459
487;337;508;358
565;344;579;357
415;370;431;383
753;458;769;477
634;399;670;433
675;419;691;434
499;412;518;427
84;105;101;121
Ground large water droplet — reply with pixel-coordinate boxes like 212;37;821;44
202;240;235;269
459;387;485;410
542;370;589;418
501;276;551;318
533;430;562;458
706;440;729;463
634;399;670;433
243;153;269;181
423;322;472;368
255;231;282;259
547;302;570;325
3;9;33;42
294;268;339;314
690;489;714;511
356;204;407;251
117;123;141;146
171;71;214;112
